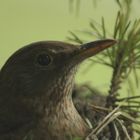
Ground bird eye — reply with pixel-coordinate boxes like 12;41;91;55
36;53;51;66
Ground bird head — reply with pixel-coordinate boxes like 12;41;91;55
0;40;116;108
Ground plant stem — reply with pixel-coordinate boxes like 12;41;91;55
106;47;124;108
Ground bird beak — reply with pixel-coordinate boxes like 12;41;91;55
72;39;116;63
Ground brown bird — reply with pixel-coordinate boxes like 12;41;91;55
0;39;116;140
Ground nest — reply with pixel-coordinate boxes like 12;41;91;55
72;85;140;140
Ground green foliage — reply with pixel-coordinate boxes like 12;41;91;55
68;0;140;93
68;0;140;139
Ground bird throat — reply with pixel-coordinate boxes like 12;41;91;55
41;67;90;139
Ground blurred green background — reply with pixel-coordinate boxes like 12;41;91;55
0;0;140;93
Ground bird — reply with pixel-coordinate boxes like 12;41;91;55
0;39;116;140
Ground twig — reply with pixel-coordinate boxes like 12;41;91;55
116;119;132;140
89;104;110;113
85;106;120;140
116;95;140;101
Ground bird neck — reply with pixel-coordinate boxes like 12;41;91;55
42;67;90;138
45;98;90;138
48;68;76;103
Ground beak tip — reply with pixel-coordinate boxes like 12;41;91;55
103;39;117;46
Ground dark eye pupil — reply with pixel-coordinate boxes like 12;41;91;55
37;54;51;66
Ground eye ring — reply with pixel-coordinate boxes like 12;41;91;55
36;53;52;67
